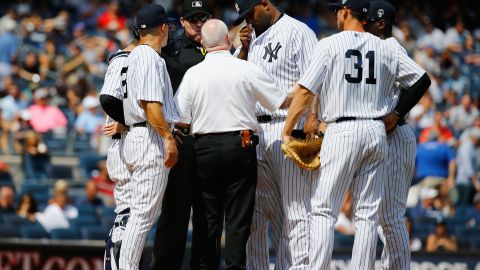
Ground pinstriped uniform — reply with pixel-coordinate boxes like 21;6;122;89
100;51;131;216
244;14;318;270
377;37;426;270
298;31;425;269
119;45;179;270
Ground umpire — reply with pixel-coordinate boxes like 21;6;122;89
151;1;211;269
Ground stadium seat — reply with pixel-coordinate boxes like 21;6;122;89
469;235;480;251
79;153;106;178
20;225;49;239
21;183;49;195
80;226;108;240
74;133;94;154
2;214;31;227
0;225;19;238
100;216;115;229
50;228;81;240
72;215;99;227
77;204;97;216
333;233;355;251
42;131;68;156
47;164;73;179
98;206;116;218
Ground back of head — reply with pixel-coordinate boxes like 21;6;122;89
201;19;230;51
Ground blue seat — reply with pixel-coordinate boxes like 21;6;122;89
50;228;81;240
0;225;19;238
77;204;97;216
48;165;73;179
469;235;480;251
21;183;49;195
20;225;49;239
333;232;355;251
80;226;108;240
2;214;31;227
42;131;68;156
72;215;99;227
79;153;106;178
98;206;116;217
100;216;115;229
74;133;94;154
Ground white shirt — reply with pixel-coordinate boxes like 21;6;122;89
245;14;318;118
122;45;180;125
299;32;426;123
36;203;78;232
175;50;286;134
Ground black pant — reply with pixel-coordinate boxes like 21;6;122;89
151;135;208;270
195;132;257;270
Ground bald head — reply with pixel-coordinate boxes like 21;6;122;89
201;19;231;52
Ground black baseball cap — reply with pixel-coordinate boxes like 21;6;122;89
183;0;211;18
367;1;396;24
135;4;168;30
329;0;370;17
233;0;261;26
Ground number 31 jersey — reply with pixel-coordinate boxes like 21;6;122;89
298;31;426;123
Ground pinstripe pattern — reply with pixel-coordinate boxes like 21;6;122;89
377;124;416;270
123;45;180;126
299;32;424;123
244;14;318;270
310;120;388;270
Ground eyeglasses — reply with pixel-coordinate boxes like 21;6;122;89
185;14;210;23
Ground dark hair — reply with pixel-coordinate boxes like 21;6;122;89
19;193;38;214
350;9;366;22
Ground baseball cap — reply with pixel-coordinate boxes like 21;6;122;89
329;0;370;17
183;0;211;18
233;0;261;26
367;1;396;24
82;96;100;110
34;88;49;100
135;4;169;30
420;187;439;200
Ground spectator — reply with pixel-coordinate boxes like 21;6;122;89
0;83;28;153
456;129;480;205
0;19;18;82
76;180;104;208
96;0;126;31
91;160;114;205
444;18;470;53
433;186;456;218
335;191;354;236
448;94;479;135
426;221;458;252
16;193;38;222
405;217;422;252
465;193;480;229
21;130;50;180
459;117;480;143
410;187;443;221
0;160;12;182
28;88;68;133
409;93;436;131
417;17;445;52
0;186;15;213
419;111;455;144
75;95;104;134
36;192;78;232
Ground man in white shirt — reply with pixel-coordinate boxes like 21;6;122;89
175;19;287;270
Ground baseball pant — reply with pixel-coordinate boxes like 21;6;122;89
247;118;316;270
106;135;131;215
377;124;416;270
195;132;257;270
309;119;388;270
151;135;208;270
119;125;170;270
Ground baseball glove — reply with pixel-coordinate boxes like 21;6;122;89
281;135;323;170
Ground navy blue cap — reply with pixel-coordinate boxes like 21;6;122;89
135;4;169;30
367;1;396;23
233;0;261;26
329;0;370;17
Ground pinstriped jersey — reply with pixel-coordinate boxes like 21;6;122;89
246;14;317;117
122;45;180;125
298;31;426;123
101;50;129;125
387;37;409;108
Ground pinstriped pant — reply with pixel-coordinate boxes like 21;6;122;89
377;125;416;270
119;126;170;270
247;118;316;270
106;134;132;243
309;120;388;270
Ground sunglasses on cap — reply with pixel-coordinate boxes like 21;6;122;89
185;14;210;23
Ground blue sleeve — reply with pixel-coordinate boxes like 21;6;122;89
447;146;455;162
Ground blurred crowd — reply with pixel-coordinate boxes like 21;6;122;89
0;0;479;251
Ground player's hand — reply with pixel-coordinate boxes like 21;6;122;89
103;122;128;136
318;122;328;135
304;114;319;139
382;112;401;135
282;135;293;144
164;136;178;168
239;24;253;51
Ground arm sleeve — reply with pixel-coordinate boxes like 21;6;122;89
396;45;428;89
99;94;125;125
100;56;126;100
297;40;329;95
136;47;165;104
174;74;193;124
252;66;287;112
394;73;431;117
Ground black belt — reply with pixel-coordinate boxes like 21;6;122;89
112;134;121;140
132;121;147;127
195;130;252;138
174;125;190;135
335;117;382;123
257;115;272;123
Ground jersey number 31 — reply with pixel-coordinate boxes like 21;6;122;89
344;50;376;84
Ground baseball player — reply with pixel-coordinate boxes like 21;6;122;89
365;2;426;269
120;5;180;270
233;0;318;269
282;0;431;269
99;24;139;270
